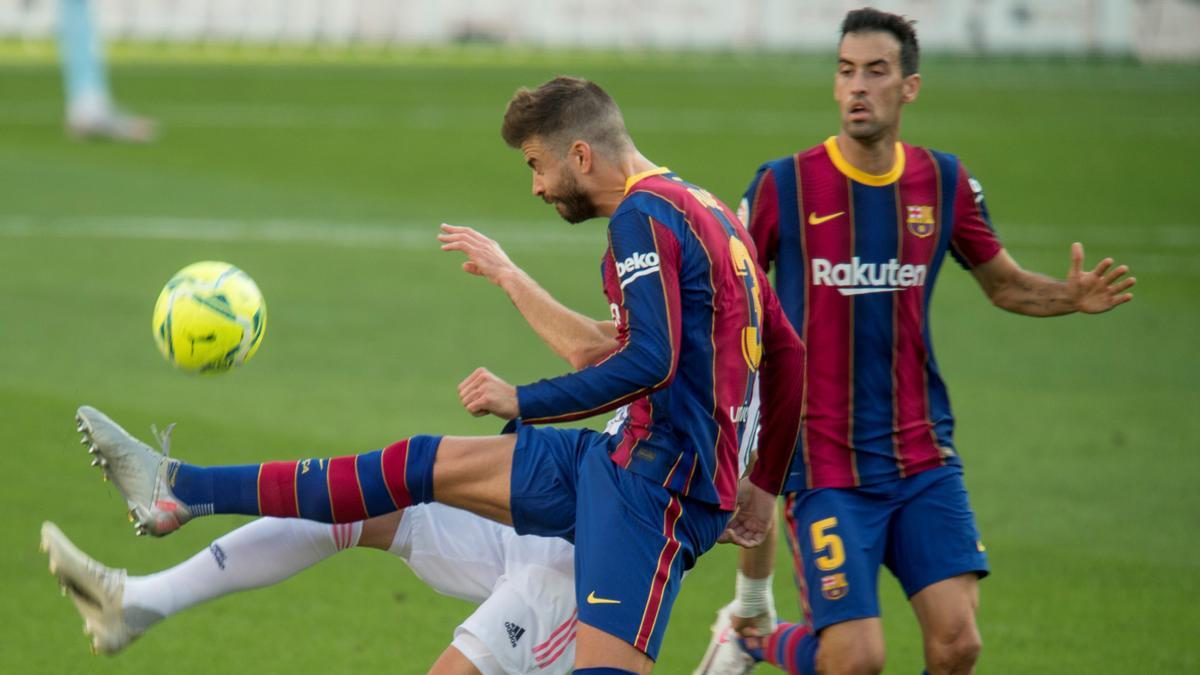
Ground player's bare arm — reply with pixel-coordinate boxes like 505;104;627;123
970;242;1135;317
720;477;776;548
439;223;618;369
728;510;778;645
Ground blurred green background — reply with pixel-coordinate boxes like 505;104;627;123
1;47;1197;673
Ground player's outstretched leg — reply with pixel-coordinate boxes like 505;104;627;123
41;516;371;655
41;517;381;654
40;521;145;654
77;405;444;536
77;405;192;536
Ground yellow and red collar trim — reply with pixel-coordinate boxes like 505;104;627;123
824;137;904;186
624;166;671;195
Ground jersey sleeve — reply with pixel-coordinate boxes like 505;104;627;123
515;209;682;424
748;269;804;495
949;164;1003;270
740;164;780;273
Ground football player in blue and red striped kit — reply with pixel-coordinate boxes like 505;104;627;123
77;76;805;675
696;8;1136;675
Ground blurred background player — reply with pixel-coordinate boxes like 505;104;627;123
697;7;1136;675
58;0;156;141
42;505;577;674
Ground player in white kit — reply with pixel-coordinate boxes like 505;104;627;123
41;502;576;675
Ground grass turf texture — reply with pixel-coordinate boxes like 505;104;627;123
1;46;1197;673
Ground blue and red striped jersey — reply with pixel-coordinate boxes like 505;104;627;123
741;138;1002;491
518;168;805;509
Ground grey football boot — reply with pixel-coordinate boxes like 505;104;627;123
39;521;161;654
76;405;193;537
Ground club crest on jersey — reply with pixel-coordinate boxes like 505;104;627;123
906;205;935;238
615;251;660;289
821;573;849;600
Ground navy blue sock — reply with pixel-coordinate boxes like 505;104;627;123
172;462;258;516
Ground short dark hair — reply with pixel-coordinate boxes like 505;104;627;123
841;7;920;76
501;76;632;158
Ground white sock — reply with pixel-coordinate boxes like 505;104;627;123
121;518;361;630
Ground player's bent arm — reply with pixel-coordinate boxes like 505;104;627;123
515;214;682;425
970;243;1135;317
748;280;805;494
439;224;619;368
496;267;619;369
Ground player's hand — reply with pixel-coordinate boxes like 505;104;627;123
719;479;775;548
457;367;519;420
439;224;520;287
1067;242;1136;313
731;611;775;648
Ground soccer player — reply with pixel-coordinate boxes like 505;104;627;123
77;76;805;674
41;505;577;674
58;0;156;141
696;8;1136;675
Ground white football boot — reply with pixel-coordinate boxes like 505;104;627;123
694;602;763;675
76;405;192;537
39;521;157;654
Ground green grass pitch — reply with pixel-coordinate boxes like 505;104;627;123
0;46;1197;673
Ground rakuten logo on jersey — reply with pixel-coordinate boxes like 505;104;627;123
811;257;928;296
616;251;660;289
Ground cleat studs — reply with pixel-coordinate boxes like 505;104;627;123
76;422;84;432
101;473;108;482
80;437;89;445
127;511;135;523
91;458;101;467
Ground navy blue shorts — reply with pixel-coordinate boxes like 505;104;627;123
782;466;989;632
508;424;729;659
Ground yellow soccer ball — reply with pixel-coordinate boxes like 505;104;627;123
152;261;267;374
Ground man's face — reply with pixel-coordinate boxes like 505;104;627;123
834;31;919;142
522;137;597;224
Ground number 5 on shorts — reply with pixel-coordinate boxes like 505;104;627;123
810;517;845;571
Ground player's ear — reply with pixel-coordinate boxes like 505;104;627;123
901;73;921;104
570;140;593;174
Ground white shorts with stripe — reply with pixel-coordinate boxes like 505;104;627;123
394;503;577;674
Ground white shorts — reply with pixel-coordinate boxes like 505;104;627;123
392;503;576;675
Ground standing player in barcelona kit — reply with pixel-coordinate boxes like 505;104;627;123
696;8;1137;675
75;76;805;674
